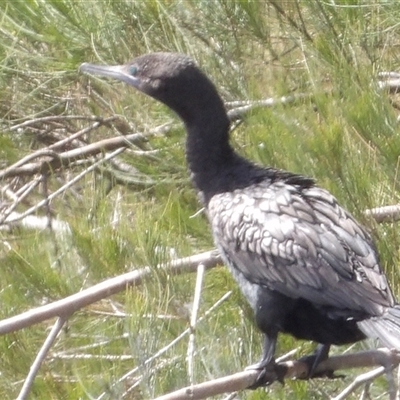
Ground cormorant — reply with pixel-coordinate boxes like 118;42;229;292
80;53;400;384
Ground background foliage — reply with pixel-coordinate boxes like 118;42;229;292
1;0;400;399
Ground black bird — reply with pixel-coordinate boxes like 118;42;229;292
80;53;400;383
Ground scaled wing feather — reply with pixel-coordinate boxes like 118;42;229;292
208;180;393;316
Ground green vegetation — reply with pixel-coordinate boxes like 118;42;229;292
1;0;400;398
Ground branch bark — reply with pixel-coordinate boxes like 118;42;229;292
16;317;67;400
153;348;400;400
364;204;400;223
0;132;148;180
0;250;221;335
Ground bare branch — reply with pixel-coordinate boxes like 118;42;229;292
378;72;400;93
96;291;233;400
365;205;400;223
3;147;126;224
153;348;400;400
332;366;386;400
1;212;71;234
0;250;221;335
0;179;41;224
0;132;146;180
9;115;116;132
187;263;206;385
17;317;67;400
226;93;315;120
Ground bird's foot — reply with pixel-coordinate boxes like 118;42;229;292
245;360;287;389
298;344;341;379
298;355;337;379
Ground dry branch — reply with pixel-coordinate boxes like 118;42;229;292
95;291;233;400
17;317;67;400
2;147;126;224
0;118;172;230
331;366;386;400
153;348;400;400
0;212;71;234
0;132;147;179
226;93;315;120
187;263;206;385
365;205;400;223
9;115;116;132
378;72;400;93
0;250;221;335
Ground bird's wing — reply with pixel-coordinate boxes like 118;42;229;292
208;181;394;316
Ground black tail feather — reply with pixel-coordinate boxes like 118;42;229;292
358;305;400;349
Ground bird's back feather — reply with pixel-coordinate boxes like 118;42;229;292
207;176;394;318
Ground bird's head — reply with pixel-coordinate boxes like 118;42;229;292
80;52;221;124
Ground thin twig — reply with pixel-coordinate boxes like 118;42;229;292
226;93;315;120
121;357;182;398
96;290;232;400
397;367;400;400
3;147;126;224
0;150;60;177
16;316;67;400
0;178;41;224
331;366;386;400
9;115;112;131
0;133;144;180
222;393;238;400
267;1;313;42
187;263;206;385
49;354;137;361
45;118;116;150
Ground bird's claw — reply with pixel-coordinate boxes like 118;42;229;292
246;362;287;388
298;354;342;380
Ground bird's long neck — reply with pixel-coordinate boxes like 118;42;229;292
184;110;250;204
161;69;257;204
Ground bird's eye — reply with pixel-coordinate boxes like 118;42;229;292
129;66;138;76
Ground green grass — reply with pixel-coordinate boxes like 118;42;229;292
1;0;400;398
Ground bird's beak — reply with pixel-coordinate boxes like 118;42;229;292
79;63;139;88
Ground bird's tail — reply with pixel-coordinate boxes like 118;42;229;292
358;305;400;349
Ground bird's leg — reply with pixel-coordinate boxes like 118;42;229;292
246;332;287;388
299;344;334;378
